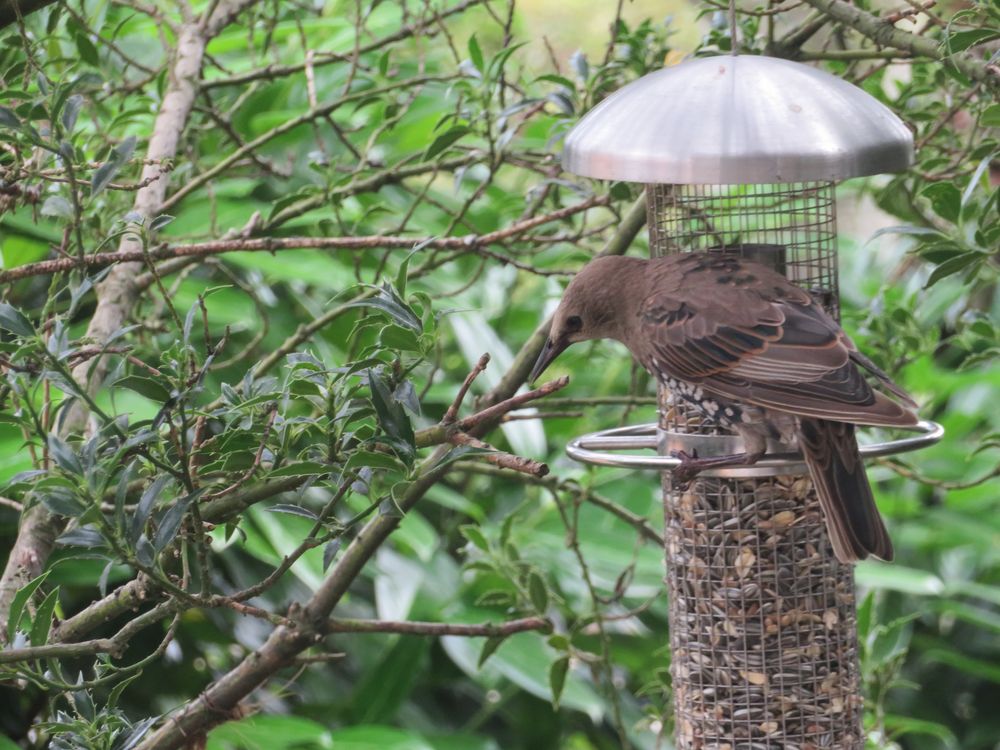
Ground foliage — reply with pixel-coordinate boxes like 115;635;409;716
0;1;996;749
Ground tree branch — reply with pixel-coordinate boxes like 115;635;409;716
797;0;1000;87
0;0;262;637
452;462;664;547
201;0;487;90
323;616;549;637
0;197;608;284
161;75;456;211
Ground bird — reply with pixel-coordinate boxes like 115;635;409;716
529;252;919;563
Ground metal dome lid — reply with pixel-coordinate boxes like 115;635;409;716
561;55;913;184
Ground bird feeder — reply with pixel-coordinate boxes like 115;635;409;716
561;54;943;749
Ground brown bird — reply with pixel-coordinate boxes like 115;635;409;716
530;253;919;563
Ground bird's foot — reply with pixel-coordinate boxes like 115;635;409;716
669;449;702;485
669;449;766;484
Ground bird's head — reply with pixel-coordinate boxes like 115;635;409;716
529;255;646;383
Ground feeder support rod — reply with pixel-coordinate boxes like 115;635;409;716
730;0;739;53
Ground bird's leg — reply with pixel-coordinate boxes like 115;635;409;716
669;429;769;484
668;449;766;484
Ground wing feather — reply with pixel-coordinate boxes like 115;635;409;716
638;255;917;427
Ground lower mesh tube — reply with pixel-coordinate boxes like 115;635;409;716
660;464;863;749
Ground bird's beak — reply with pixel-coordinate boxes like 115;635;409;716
529;337;568;384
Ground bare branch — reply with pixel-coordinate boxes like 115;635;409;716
452;462;664;547
161;75;456;211
323;616;550;637
0;197;608;284
449;432;550;478
201;0;487;90
442;353;491;424
0;0;263;634
797;0;1000;87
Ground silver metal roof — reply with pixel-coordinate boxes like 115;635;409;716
561;55;913;184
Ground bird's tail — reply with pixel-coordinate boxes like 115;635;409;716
797;418;894;563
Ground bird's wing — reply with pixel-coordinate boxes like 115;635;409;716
638;257;916;426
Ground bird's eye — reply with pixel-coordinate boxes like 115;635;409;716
566;315;583;332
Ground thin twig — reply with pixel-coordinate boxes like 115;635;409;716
323;615;549;636
443;353;490;424
0;197;608;284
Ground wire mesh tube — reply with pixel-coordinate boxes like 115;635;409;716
649;183;863;749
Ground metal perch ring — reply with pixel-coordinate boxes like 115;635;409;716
566;420;944;478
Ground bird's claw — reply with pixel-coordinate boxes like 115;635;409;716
669;449;701;485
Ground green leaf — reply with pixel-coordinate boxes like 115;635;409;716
206;716;334;750
368;368;415;460
856;591;874;639
425;126;471;160
322;539;341;571
106;673;144;709
267;461;329;477
925;251;983;288
115;375;171;402
549;656;569;709
352;637;429;722
867;614;916;665
115;460;138;532
534;73;575;89
945;28;1000;53
47;434;83;475
528;572;548;613
74;31;100;66
547;633;570;651
883;713;958;747
91;135;136;197
467;34;483;72
961;154;992;207
487;42;527;79
477;634;507;668
393;379;421;417
149;214;175;232
344;450;406;473
42;487;88;517
72;688;96;722
379;324;421;352
460;524;489;552
921;182;962;223
56;526;106;549
135;534;155;566
0;105;20;129
982;103;1000;127
30;586;60;647
931;599;1000;634
345;285;422;332
61;93;83;132
394;248;420;298
856;562;944;595
922;645;1000;684
154;491;202;551
0;302;35;337
7;571;50;642
131;475;170;544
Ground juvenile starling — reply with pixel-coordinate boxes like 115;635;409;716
530;253;919;563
